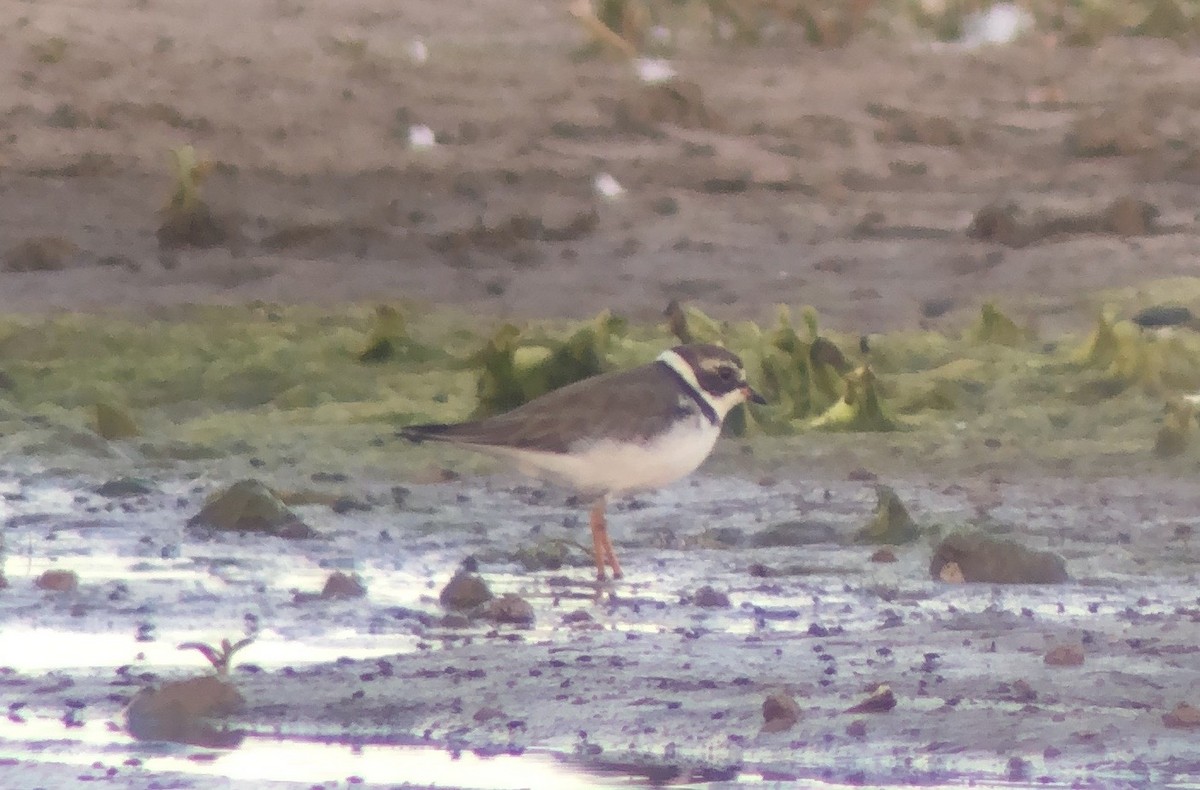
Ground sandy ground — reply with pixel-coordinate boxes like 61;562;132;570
4;1;1200;333
5;1;1200;787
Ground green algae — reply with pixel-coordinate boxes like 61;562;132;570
164;145;210;217
1154;398;1193;458
970;302;1030;347
4;290;1200;482
356;305;438;364
1071;310;1200;397
94;401;140;440
470;311;626;417
809;365;898;432
854;484;920;545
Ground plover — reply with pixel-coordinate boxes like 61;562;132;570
398;343;765;580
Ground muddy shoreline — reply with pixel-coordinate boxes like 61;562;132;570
3;466;1200;787
7;0;1200;785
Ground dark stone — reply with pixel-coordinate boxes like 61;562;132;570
691;585;730;608
752;520;839;547
439;570;492;611
95;478;154;498
186;480;315;538
1131;304;1193;329
931;531;1069;584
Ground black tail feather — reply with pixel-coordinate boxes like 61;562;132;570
396;423;455;444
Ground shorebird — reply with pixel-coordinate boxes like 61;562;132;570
398;343;765;580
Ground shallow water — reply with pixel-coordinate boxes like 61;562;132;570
3;467;1200;787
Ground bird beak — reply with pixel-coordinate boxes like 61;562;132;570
743;385;767;405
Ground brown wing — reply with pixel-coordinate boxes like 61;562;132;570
400;362;687;453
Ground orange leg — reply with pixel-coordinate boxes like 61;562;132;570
588;499;623;581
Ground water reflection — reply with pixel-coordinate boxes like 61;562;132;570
0;714;624;789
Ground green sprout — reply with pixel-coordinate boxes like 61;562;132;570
178;638;254;678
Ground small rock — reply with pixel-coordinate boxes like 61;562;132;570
125;675;244;747
1163;702;1200;729
691;585;730;608
967;202;1023;246
186;480;315;538
752;520;839;547
700;526;744;547
614;79;716;131
931;532;1068;584
439;569;492;611
413;466;461;485
846;719;867;738
95;477;154;498
702;176;749;195
4;236;80;272
921;297;956;319
473;706;506;723
480;593;535;627
36;569;79;593
845;684;896;714
869;548;897;563
651;196;679;216
510;539;580;572
330;496;372;514
1043;644;1085;667
1007;756;1031;782
1132;305;1194;329
997;679;1037;703
1104;196;1157;236
761;691;801;733
321;571;366;599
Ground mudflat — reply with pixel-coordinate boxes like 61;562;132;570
4;1;1200;787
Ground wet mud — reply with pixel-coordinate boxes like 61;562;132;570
3;466;1200;787
6;1;1200;786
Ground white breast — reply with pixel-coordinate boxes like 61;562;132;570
502;414;722;496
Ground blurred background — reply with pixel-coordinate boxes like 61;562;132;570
4;0;1200;332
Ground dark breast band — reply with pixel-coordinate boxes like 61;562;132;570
656;360;719;426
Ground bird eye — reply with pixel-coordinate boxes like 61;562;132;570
717;366;735;381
